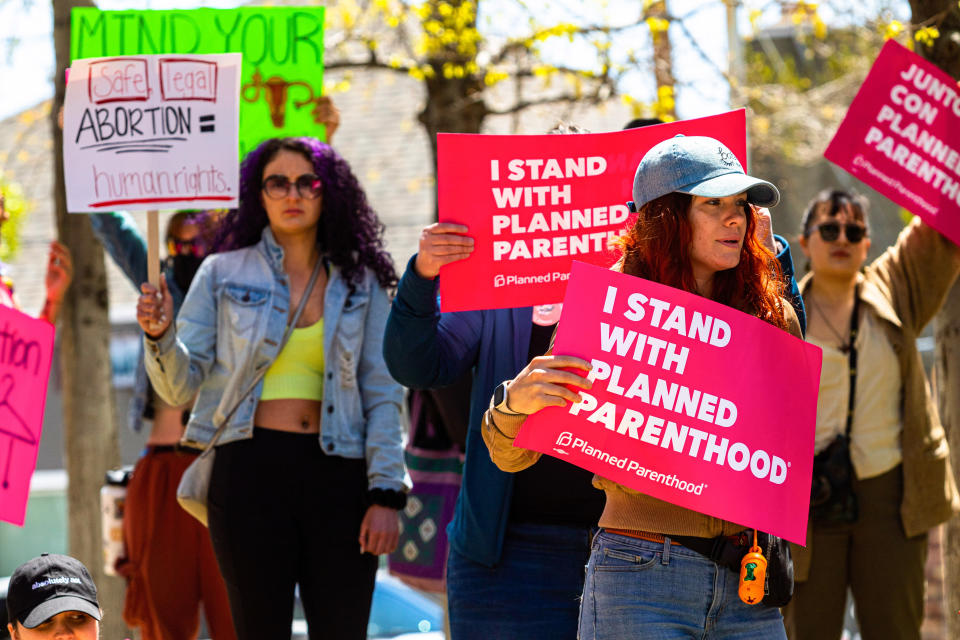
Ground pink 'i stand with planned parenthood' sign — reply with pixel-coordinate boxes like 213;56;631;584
825;40;960;242
436;110;747;312
0;306;55;526
515;262;822;545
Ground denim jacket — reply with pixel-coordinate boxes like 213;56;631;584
144;227;408;492
89;211;186;433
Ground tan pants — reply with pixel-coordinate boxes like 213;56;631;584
783;465;927;640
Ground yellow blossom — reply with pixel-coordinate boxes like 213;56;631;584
532;64;555;78
646;16;669;35
883;20;904;40
484;70;509;86
813;16;827;39
914;26;940;46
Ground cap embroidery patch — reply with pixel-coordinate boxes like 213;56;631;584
717;147;737;167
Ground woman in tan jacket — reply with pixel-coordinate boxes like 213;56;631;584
482;135;802;639
784;189;960;640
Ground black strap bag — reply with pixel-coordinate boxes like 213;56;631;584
809;286;860;526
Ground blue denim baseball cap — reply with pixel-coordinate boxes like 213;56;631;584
632;135;780;209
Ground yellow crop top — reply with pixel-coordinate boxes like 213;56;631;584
259;318;325;401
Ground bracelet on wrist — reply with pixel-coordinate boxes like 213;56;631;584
367;488;407;510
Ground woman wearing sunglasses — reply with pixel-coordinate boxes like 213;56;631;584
784;189;960;640
136;137;407;639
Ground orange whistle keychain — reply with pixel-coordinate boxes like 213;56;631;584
738;529;767;605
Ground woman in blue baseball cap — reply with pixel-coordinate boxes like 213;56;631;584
482;134;803;639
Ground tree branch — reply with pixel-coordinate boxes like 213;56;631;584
488;22;641;66
486;91;605;116
324;55;413;75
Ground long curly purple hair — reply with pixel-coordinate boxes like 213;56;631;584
214;137;397;291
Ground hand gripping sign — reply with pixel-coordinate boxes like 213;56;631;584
825;40;960;244
64;53;241;213
514;262;822;544
436;109;747;312
0;306;55;526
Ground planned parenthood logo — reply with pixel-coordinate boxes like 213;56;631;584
553;431;573;455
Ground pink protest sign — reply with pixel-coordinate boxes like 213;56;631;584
514;262;822;544
436;110;747;312
0;306;55;526
825;40;960;243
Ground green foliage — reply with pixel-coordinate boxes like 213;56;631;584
741;3;893;166
0;172;29;262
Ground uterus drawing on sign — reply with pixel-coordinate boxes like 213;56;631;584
241;69;325;128
0;374;35;489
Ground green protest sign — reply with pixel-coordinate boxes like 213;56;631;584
70;7;326;156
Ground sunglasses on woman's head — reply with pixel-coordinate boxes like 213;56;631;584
261;174;323;200
809;221;867;243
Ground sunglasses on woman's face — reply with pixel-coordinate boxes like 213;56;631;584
810;221;867;244
261;174;323;200
167;237;205;257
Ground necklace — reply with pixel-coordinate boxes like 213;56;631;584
807;292;852;353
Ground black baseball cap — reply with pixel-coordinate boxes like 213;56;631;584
6;554;101;628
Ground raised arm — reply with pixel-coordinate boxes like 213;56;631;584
383;255;483;388
774;234;806;336
757;205;806;335
869;217;960;333
89;211;149;289
383;222;479;387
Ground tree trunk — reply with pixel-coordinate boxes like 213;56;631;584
51;3;130;638
913;0;960;637
418;74;488;220
647;0;677;120
416;0;488;220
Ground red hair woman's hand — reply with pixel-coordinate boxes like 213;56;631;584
503;355;593;416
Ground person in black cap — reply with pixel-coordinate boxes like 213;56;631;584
5;554;101;639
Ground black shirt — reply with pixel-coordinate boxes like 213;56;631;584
507;321;605;527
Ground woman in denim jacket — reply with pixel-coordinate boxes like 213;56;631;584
137;137;408;640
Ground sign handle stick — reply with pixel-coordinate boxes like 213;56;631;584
147;210;160;288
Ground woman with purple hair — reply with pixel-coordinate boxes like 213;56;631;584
136;137;408;639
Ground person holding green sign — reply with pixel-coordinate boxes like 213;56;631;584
137;136;406;639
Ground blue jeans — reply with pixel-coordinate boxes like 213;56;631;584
579;530;787;640
447;522;593;640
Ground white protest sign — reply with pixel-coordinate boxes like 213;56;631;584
64;53;240;212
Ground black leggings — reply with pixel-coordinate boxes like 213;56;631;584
207;427;377;640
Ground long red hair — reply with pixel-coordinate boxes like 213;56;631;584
614;192;788;329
